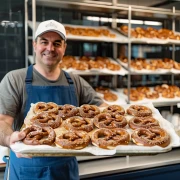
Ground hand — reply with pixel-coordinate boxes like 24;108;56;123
10;131;32;158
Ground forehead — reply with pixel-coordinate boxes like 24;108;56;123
38;31;64;41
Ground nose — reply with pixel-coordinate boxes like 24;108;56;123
47;43;55;51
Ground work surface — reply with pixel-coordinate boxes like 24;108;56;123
78;147;180;179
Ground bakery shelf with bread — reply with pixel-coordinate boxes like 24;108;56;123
59;55;128;75
119;25;180;44
117;57;180;75
117;84;180;107
28;21;128;43
95;86;127;105
10;102;180;156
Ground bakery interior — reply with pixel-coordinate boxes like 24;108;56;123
1;0;180;179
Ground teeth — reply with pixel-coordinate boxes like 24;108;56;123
43;52;55;57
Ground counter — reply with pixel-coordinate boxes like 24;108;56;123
78;147;180;179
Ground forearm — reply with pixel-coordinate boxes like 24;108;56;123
0;114;14;147
0;121;13;147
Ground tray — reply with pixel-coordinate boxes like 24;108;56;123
63;57;128;76
96;89;127;105
117;58;172;74
116;88;180;107
28;21;128;43
11;103;180;156
117;27;180;45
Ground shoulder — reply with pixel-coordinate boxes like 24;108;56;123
5;68;27;78
68;72;81;80
1;68;27;84
68;72;88;85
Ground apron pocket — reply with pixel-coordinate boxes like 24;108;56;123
50;157;79;180
20;166;50;180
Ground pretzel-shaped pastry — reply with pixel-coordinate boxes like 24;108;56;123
154;84;169;93
131;127;170;147
129;117;159;130
55;130;90;150
136;86;150;94
33;102;59;114
22;125;56;145
174;61;180;70
103;105;125;115
162;90;175;98
91;128;130;149
145;91;159;99
58;104;79;119
79;104;100;118
130;93;144;101
95;86;110;94
64;116;94;132
93;113;127;129
127;105;152;117
30;111;62;129
103;92;118;102
106;62;121;71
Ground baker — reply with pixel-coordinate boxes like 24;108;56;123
0;19;107;180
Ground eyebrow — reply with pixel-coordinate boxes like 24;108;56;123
39;37;63;43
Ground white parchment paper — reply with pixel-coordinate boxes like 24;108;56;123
11;102;180;156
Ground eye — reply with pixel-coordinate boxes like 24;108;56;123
41;41;48;45
54;42;62;47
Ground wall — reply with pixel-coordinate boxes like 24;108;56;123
0;0;24;81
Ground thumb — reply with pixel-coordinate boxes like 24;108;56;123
18;131;26;140
10;131;26;145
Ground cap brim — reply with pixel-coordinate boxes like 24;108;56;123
35;29;66;40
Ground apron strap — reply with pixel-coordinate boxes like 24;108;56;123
63;71;78;106
24;65;34;117
63;71;74;85
25;64;33;84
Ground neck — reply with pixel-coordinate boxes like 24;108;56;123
34;64;61;81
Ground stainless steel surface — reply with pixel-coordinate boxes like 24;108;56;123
79;148;180;178
28;0;180;17
32;0;36;64
127;6;132;104
25;0;28;68
1;149;180;179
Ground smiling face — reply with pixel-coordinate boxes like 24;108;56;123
33;31;66;69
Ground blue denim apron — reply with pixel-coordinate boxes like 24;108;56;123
5;65;79;180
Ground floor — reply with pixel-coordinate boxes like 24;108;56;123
0;171;4;180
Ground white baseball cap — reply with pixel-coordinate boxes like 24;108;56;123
35;20;66;40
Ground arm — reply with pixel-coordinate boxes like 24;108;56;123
0;114;26;148
99;102;109;107
0;114;14;147
70;74;105;106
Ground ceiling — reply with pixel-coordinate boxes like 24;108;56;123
1;0;180;17
88;0;180;10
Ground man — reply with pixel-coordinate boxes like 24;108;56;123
0;19;107;180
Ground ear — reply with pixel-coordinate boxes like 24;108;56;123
62;42;67;56
63;42;67;53
33;41;37;52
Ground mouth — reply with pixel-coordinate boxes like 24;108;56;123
43;52;56;58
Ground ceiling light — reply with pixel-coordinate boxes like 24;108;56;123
144;21;162;26
86;16;162;26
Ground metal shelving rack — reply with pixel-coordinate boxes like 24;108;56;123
25;0;180;108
